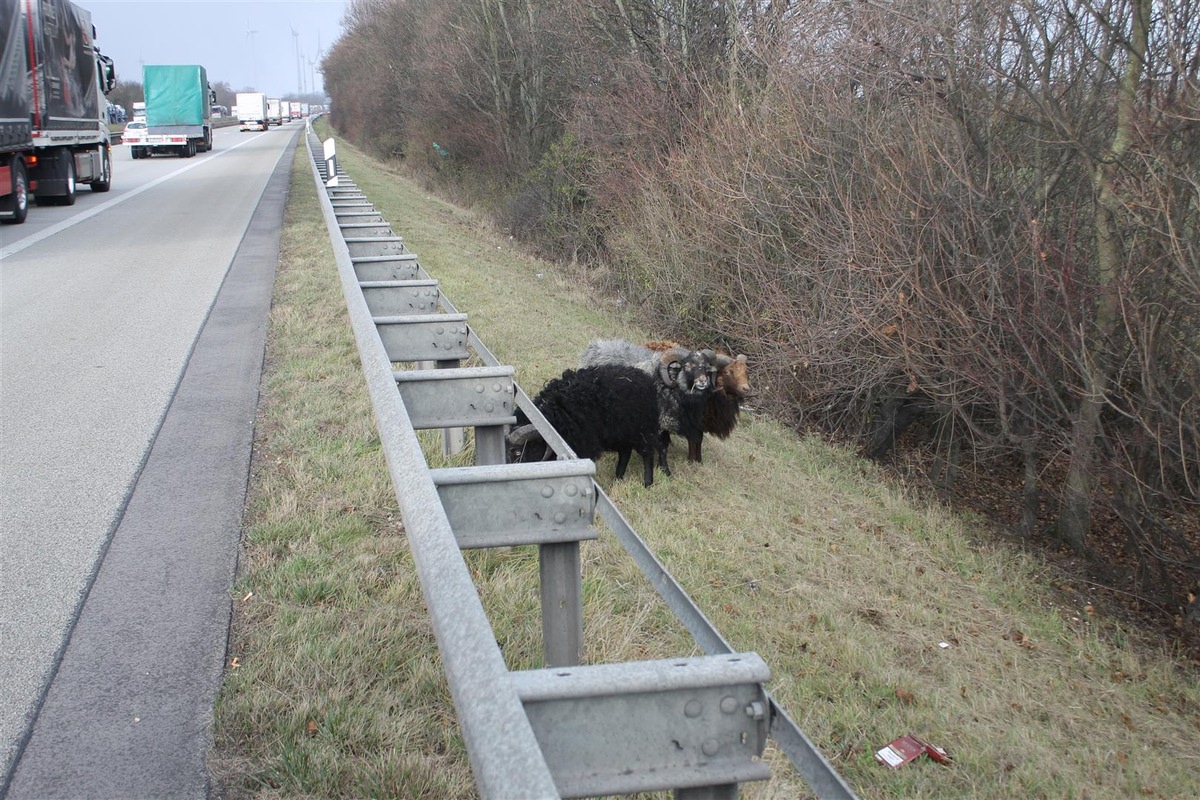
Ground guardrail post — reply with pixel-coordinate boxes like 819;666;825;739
436;359;465;455
475;425;506;466
540;541;583;667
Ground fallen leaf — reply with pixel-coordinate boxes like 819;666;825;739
305;718;318;737
230;657;240;670
894;689;915;705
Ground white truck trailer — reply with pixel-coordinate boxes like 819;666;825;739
236;92;268;131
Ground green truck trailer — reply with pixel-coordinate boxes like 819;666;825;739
126;64;214;158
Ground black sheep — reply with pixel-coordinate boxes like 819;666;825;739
506;364;661;487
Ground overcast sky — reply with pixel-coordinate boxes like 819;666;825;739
86;0;349;98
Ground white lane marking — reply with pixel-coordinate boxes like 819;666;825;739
0;133;269;261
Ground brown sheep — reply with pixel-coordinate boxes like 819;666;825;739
645;341;752;462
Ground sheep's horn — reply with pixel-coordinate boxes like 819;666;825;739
700;349;734;368
506;424;543;445
657;347;688;387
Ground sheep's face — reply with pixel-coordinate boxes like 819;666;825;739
506;423;552;463
717;355;752;398
674;353;715;396
508;439;548;464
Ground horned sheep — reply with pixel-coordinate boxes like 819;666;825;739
645;340;751;463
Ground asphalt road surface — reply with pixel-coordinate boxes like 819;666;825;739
1;121;303;797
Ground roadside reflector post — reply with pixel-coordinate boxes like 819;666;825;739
323;137;338;187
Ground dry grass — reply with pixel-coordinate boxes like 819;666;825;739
210;127;1200;800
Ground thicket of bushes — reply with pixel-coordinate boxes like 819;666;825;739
323;1;1199;614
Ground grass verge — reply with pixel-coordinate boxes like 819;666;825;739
210;126;1200;799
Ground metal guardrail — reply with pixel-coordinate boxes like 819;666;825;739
303;122;858;800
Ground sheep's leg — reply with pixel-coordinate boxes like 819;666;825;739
640;448;655;487
614;448;632;479
687;434;703;463
658;431;672;476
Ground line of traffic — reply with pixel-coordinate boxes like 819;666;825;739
0;132;267;261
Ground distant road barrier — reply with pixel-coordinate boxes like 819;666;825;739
303;120;858;800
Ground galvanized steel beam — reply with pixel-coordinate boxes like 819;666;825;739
393;365;516;430
352;254;419;282
345;236;407;258
375;313;470;362
429;460;597;549
339;222;396;237
361;279;440;316
512;653;772;798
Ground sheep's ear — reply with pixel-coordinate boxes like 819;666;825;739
506;424;542;445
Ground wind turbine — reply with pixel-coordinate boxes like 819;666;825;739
292;26;302;96
246;24;259;89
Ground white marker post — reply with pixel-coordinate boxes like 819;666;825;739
323;137;338;187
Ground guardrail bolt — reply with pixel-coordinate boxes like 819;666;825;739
685;699;703;718
702;738;721;756
720;696;739;714
745;701;766;720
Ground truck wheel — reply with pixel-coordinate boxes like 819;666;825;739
90;147;112;192
61;158;77;205
1;159;29;224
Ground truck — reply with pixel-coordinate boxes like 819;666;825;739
279;100;292;121
266;97;281;126
1;0;116;223
236;92;268;132
127;64;214;158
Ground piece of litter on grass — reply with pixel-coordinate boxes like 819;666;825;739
939;641;952;649
875;734;952;768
